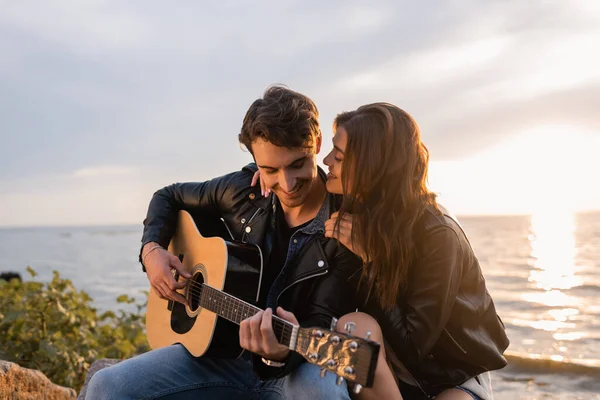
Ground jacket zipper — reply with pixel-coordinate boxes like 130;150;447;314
444;329;467;354
276;269;328;304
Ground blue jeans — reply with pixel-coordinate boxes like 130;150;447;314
85;344;351;400
455;386;483;400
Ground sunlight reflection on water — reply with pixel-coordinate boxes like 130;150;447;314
523;211;588;358
528;212;582;291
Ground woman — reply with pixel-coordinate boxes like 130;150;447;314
321;103;509;399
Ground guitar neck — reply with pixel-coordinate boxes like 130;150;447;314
196;283;297;348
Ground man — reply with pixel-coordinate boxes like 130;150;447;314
85;85;363;399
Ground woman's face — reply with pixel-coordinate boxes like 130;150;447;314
323;126;348;194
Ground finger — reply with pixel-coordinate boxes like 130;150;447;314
170;255;191;279
339;217;354;228
239;319;251;349
337;224;352;237
337;224;352;236
153;285;168;300
170;279;188;290
165;273;187;293
324;227;338;239
160;282;188;305
166;279;188;305
276;307;299;325
261;179;268;196
324;219;337;233
250;311;264;351
251;171;260;187
327;217;345;230
260;308;278;346
330;211;339;218
157;276;186;304
157;282;173;301
331;214;351;228
326;224;342;238
333;221;352;235
249;311;263;337
172;290;188;306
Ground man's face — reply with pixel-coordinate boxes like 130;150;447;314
251;137;321;209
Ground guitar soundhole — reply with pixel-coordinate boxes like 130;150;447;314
188;269;205;312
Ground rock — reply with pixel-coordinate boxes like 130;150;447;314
76;359;120;400
0;359;76;400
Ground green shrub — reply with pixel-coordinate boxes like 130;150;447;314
0;267;150;391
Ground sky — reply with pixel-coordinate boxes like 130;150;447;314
1;0;599;227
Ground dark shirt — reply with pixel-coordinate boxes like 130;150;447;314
258;199;313;308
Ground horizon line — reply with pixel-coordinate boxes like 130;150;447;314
1;208;599;230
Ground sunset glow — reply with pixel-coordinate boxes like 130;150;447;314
428;125;600;216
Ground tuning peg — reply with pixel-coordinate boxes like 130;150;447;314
349;341;358;350
308;352;318;361
330;335;341;344
344;321;356;335
330;317;338;330
320;368;327;378
336;376;344;385
326;359;337;368
353;384;363;394
313;329;324;338
344;366;354;375
366;330;372;340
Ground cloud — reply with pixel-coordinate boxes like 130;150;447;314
0;0;598;225
0;1;148;54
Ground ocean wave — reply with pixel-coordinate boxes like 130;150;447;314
505;351;600;377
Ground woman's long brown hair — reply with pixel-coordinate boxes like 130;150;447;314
335;103;439;310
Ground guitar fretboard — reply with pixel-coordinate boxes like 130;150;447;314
195;283;296;348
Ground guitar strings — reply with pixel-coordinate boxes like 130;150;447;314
185;282;292;333
184;279;289;329
177;280;295;341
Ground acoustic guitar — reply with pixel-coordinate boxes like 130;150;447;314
145;210;379;390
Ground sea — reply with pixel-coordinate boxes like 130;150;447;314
1;211;599;399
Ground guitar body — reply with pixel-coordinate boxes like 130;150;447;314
146;211;263;358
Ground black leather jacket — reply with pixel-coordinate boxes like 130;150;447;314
363;206;509;396
140;164;363;379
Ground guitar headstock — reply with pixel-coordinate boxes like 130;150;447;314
296;319;380;390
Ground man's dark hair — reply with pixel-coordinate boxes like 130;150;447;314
239;85;320;152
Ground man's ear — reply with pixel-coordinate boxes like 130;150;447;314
315;132;322;154
243;142;255;160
